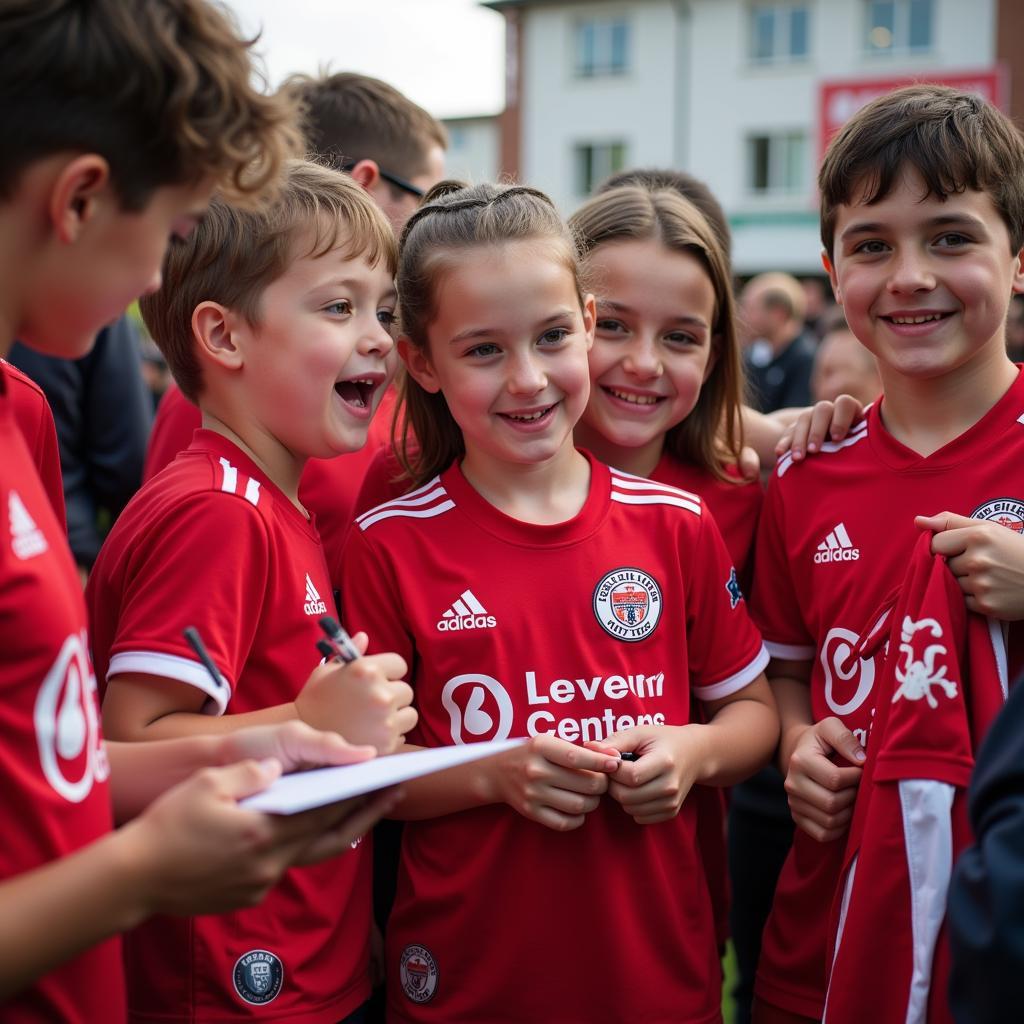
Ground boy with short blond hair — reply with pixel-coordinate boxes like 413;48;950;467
750;84;1024;1023
88;159;414;1022
0;2;398;1020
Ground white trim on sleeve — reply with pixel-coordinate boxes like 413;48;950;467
107;650;231;715
765;640;815;661
693;644;770;702
898;778;955;1024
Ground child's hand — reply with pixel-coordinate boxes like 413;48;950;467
294;633;415;755
488;735;618;832
782;717;865;842
594;726;702;824
123;758;399;917
774;395;866;462
917;511;1024;620
218;719;377;773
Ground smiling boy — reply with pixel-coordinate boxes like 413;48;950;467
86;161;416;1023
748;85;1024;1023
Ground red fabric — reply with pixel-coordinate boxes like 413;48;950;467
0;363;123;1023
342;453;766;1024
4;359;65;529
88;430;370;1023
823;532;1006;1024
750;369;1024;1017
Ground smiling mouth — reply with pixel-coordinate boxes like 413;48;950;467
882;313;951;325
603;386;664;405
498;404;556;422
334;378;377;408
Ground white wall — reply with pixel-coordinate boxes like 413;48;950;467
443;116;501;184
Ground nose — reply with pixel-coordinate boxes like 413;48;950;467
506;350;546;395
887;246;936;294
623;336;662;379
358;316;396;357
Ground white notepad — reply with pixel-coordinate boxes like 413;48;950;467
241;737;527;814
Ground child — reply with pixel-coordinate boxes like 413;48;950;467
570;184;761;579
87;161;416;1022
749;84;1024;1024
0;1;400;1019
340;181;779;1023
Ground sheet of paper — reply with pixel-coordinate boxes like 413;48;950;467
241;737;528;814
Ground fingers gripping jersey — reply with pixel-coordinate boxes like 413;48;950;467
824;532;1007;1024
0;364;122;1023
750;370;1024;1018
88;431;370;1023
341;453;768;1024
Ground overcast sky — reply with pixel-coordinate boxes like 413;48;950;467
224;0;506;119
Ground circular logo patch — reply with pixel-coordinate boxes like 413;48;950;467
400;943;439;1004
233;949;283;1005
972;498;1024;533
593;568;663;642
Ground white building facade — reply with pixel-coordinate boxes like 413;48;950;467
486;0;1003;274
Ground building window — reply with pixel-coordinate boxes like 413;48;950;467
747;132;807;195
574;17;630;77
865;0;932;53
574;141;628;195
749;3;810;63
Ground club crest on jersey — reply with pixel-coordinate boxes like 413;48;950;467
400;944;439;1003
971;498;1024;533
726;567;743;609
233;950;283;1005
593;568;662;642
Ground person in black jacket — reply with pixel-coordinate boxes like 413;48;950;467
9;314;152;573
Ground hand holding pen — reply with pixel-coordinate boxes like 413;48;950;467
295;618;417;755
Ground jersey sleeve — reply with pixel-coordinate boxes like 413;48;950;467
142;383;200;482
750;469;815;661
686;508;769;702
103;491;270;713
338;522;416;669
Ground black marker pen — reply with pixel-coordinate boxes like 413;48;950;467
619;752;639;762
318;615;360;664
183;626;226;691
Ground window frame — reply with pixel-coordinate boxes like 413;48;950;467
572;15;632;78
864;0;933;55
747;2;811;65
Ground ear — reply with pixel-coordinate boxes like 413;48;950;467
821;250;842;304
398;336;442;394
581;293;596;351
192;301;245;371
1011;246;1024;296
49;154;111;244
347;159;381;193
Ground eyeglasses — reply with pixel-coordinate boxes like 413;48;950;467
340;160;425;200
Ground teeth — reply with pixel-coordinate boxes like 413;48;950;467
505;408;548;421
889;314;944;325
608;388;660;405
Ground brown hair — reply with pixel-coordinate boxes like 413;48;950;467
141;159;397;401
820;84;1024;258
597;168;732;264
570;185;744;480
0;0;303;210
396;180;585;485
282;71;447;184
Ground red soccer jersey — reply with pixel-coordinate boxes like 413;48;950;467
750;371;1024;1018
824;532;1007;1024
144;381;396;581
87;429;370;1023
4;359;65;528
0;363;123;1023
341;453;768;1024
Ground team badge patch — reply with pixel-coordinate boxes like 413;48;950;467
233;950;283;1005
726;567;743;609
593;568;663;642
400;944;439;1003
971;498;1024;532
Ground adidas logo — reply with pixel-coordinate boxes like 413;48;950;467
303;574;328;616
9;491;47;560
437;589;496;632
814;522;860;564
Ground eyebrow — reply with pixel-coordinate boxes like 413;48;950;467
597;298;709;329
449;308;576;344
839;213;990;241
